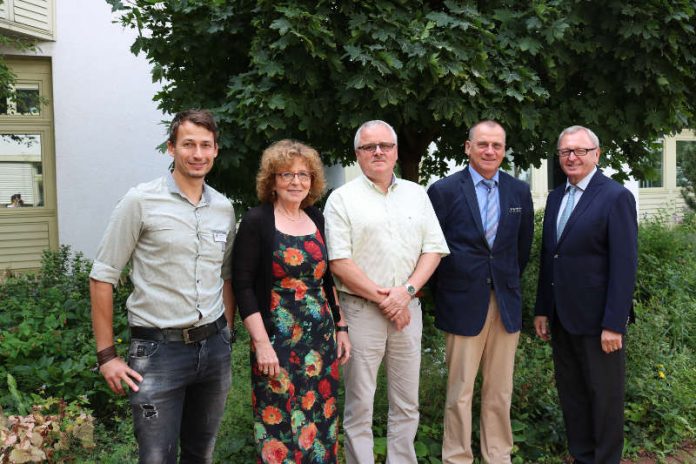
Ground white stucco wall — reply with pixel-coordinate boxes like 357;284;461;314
19;1;170;258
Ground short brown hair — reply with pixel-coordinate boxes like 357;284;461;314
468;120;506;142
168;109;218;145
256;140;326;208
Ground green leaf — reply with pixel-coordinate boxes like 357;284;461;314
518;38;541;55
267;94;286;110
415;441;429;457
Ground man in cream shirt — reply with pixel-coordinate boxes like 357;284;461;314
324;120;449;464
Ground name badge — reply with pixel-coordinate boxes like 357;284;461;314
213;232;227;243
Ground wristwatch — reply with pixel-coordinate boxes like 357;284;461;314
405;282;417;297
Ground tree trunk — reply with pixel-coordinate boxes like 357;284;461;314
398;127;436;184
399;152;422;183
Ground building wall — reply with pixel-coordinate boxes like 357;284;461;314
5;0;170;260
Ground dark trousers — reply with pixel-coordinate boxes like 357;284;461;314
551;321;625;464
128;327;232;464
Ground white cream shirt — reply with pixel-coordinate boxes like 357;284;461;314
324;174;449;293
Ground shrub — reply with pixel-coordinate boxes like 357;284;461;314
367;210;695;463
0;246;132;419
2;214;695;462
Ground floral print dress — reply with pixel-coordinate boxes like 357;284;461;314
252;229;339;464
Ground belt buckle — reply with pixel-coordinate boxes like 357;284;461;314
182;327;194;344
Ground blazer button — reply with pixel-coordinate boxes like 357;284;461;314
551;282;555;286
554;254;559;259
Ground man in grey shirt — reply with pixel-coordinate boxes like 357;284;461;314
90;109;236;463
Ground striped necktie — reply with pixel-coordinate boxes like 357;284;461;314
482;179;498;247
557;185;577;237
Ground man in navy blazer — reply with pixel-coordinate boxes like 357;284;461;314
428;120;534;464
534;125;638;464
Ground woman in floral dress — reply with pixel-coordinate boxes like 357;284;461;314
233;140;351;463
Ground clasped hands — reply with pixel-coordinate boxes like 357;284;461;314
377;286;412;330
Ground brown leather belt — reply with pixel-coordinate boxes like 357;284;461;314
130;315;226;344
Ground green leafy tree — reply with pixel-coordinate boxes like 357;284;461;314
106;0;696;205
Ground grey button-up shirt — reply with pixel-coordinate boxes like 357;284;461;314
90;174;235;328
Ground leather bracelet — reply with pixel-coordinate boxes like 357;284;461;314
336;325;349;333
97;345;118;366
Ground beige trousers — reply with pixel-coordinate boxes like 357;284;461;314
442;292;520;464
340;292;423;464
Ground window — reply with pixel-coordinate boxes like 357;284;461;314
0;83;41;116
638;139;664;188
0;133;44;207
676;140;696;188
0;73;49;209
0;58;56;271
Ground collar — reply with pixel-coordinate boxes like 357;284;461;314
360;173;399;192
166;172;211;205
468;165;500;186
566;166;597;192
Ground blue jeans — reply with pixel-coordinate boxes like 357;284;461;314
128;326;232;464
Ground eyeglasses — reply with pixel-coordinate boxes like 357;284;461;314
357;142;396;153
276;171;312;183
557;147;597;158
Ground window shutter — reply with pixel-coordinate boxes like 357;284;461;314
13;0;50;32
0;0;53;40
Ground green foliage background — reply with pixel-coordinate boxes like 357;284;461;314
0;247;131;420
105;0;696;207
1;213;695;462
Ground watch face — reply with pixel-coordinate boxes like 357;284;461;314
406;284;416;296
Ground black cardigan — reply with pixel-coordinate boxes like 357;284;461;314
232;202;340;332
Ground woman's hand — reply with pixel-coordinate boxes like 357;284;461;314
254;339;280;377
336;329;351;365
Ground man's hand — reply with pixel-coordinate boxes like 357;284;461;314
601;329;623;354
377;286;412;320
254;339;280;377
100;357;143;395
336;331;351;365
392;308;412;331
534;316;550;341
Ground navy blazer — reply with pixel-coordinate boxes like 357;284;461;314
534;171;638;335
427;167;534;336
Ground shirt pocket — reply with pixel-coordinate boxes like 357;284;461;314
199;229;227;262
145;216;187;255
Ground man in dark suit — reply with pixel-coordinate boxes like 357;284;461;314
534;125;638;464
427;120;534;464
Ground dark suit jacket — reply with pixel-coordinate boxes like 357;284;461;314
427;167;534;336
535;170;638;335
232;202;340;332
